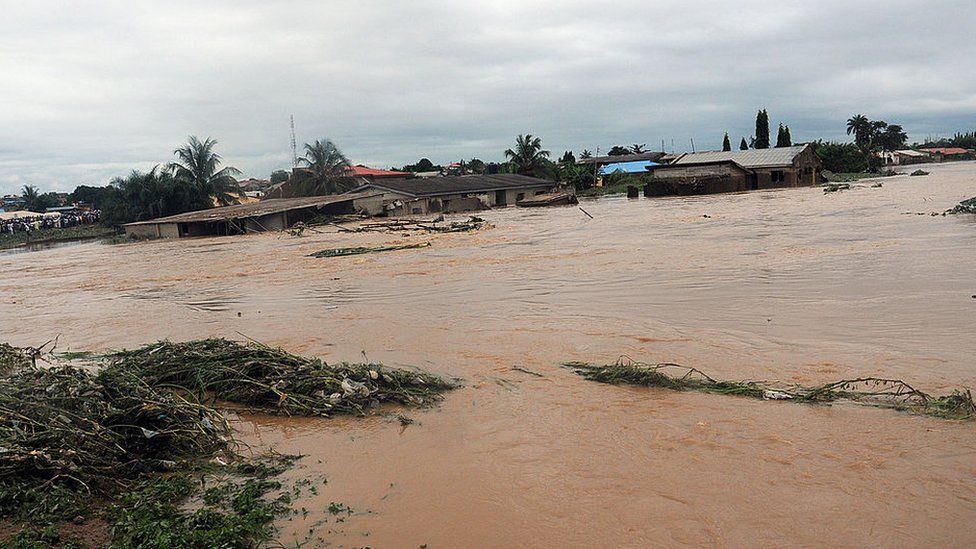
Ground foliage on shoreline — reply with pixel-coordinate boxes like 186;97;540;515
566;359;976;420
0;339;456;546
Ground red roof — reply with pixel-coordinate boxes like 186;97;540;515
920;147;971;155
346;165;410;178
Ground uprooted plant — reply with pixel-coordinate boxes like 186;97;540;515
566;359;976;420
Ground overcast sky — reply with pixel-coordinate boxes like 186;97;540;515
1;0;974;194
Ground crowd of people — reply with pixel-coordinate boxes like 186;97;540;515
1;210;101;235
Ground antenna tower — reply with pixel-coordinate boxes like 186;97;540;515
289;115;298;168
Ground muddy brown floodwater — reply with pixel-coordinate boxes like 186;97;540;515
3;162;976;547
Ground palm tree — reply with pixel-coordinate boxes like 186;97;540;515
21;185;39;210
169;136;243;206
299;139;352;195
631;143;647;154
504;134;552;178
846;115;871;149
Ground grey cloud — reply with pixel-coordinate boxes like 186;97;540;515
1;0;974;193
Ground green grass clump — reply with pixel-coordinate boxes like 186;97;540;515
566;359;976;420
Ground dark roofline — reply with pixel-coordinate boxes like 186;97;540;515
350;174;555;198
123;192;380;226
578;151;666;165
650;159;753;172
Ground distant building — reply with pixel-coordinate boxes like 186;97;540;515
350;174;562;216
918;148;973;162
123;192;383;239
878;150;931;166
646;144;822;196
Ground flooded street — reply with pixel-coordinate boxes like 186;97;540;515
2;162;976;547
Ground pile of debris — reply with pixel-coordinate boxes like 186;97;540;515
946;197;976;215
566;359;975;420
308;242;431;259
911;169;930;176
823;183;851;193
107;338;456;416
0;339;457;545
354;215;487;234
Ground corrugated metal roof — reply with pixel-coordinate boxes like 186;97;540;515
672;145;809;168
598;160;659;175
123;192;380;226
352;174;554;197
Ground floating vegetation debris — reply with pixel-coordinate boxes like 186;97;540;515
0;338;457;546
946;196;976;215
565;359;976;420
107;338;456;416
910;169;930;176
355;216;487;234
823;183;851;193
308;241;432;258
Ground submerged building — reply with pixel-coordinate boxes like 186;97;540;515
350;174;562;216
123;192;382;239
646;144;822;196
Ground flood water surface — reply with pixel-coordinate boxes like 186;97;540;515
2;162;976;547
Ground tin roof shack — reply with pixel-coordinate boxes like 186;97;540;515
123;192;382;239
264;166;412;199
350;174;561;216
649;144;822;196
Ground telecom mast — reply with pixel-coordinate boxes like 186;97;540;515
289;115;298;168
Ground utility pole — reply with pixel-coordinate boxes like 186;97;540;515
690;138;696;153
289;115;298;168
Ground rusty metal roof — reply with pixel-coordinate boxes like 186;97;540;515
123;192;380;226
351;174;554;198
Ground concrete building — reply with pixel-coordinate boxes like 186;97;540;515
647;144;822;196
349;174;561;216
123;192;382;239
879;150;931;166
918;147;974;162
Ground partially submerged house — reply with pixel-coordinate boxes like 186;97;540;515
349;174;562;216
123;192;382;239
918;147;974;162
879;150;931;166
646;144;822;196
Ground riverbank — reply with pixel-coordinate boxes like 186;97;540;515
0;225;115;251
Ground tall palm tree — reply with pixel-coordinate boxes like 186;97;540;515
299;139;352;195
631;143;647;154
504;134;551;178
21;185;39;210
846;114;871;149
169;136;243;206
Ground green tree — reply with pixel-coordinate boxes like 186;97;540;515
559;151;576;164
269;170;289;184
876;124;907;152
607;145;631;156
467;158;486;174
102;167;210;226
739;138;749;150
776;123;792;147
299;139;353;195
557;162;596;191
168;136;243;206
71;185;115;209
722;133;732;152
21;185;39;210
504;134;552;178
754;109;770;149
579;149;593;159
846;114;871;149
631;144;647;154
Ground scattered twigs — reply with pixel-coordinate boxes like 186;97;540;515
579;206;594;219
565;358;976;420
307;242;431;258
511;366;544;378
354;216;487;234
